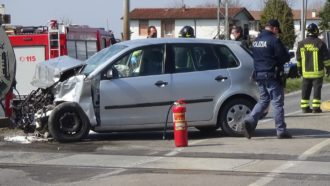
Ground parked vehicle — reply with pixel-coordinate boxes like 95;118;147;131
6;20;115;96
15;38;260;142
284;49;299;78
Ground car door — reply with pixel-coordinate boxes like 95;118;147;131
99;45;172;126
169;43;231;122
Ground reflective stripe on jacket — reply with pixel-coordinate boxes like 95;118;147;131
296;37;330;78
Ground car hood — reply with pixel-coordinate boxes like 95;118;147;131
31;56;85;89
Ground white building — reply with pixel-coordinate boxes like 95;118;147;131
128;7;254;40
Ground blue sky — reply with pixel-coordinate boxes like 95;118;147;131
1;0;325;38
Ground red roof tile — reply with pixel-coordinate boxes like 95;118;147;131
129;7;253;20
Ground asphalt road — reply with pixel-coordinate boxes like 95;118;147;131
1;84;330;186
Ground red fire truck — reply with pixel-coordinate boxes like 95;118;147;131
1;20;116;120
6;20;115;96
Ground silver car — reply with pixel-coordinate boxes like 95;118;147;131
16;38;260;142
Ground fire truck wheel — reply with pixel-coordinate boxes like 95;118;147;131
48;102;90;142
219;98;254;137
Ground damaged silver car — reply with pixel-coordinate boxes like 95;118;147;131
15;38;260;142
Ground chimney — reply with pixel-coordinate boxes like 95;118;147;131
312;9;316;18
181;4;186;12
0;4;5;15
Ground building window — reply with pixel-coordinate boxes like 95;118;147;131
139;20;148;36
161;20;174;38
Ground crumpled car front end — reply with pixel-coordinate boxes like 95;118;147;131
14;56;96;141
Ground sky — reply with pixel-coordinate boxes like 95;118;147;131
0;0;326;38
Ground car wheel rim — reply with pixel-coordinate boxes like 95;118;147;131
58;112;81;134
226;104;251;132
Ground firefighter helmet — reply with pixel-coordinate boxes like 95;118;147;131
307;23;319;37
179;26;195;38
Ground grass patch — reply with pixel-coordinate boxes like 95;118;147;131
285;76;330;93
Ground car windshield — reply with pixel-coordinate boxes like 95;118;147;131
82;44;128;75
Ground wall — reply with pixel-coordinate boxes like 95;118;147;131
130;20;161;40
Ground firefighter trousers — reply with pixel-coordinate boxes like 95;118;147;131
301;77;323;109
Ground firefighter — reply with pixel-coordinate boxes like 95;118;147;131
178;26;195;38
296;23;330;113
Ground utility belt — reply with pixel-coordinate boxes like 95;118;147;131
253;71;277;80
253;68;286;87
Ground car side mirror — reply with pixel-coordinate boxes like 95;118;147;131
106;67;118;79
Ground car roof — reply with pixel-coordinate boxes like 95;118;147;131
117;38;240;48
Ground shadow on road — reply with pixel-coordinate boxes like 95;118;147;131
253;128;330;139
86;129;225;142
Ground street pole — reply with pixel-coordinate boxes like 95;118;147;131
301;0;306;40
217;0;221;39
123;0;130;41
225;0;229;40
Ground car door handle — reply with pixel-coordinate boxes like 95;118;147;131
215;75;228;81
155;80;168;87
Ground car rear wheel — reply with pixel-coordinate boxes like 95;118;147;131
48;102;90;142
219;98;254;136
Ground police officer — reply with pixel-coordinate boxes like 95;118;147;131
179;26;195;38
296;23;330;113
241;19;291;139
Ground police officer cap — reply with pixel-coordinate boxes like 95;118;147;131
266;19;281;33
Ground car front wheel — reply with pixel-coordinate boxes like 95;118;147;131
219;98;254;136
48;102;90;142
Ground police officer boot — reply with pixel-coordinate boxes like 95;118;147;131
302;107;312;113
312;108;322;113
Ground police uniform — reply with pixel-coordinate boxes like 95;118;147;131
296;24;330;113
242;19;291;139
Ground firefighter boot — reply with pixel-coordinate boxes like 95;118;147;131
312;108;322;113
302;107;312;113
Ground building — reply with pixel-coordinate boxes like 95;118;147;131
250;9;321;48
250;9;321;32
128;7;254;40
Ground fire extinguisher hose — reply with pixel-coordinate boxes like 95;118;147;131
162;102;175;140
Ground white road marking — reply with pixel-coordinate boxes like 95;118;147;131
248;138;330;186
165;139;208;156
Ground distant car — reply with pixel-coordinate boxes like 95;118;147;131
16;38;261;142
284;50;299;78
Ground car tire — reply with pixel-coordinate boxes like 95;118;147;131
219;98;254;136
48;102;90;142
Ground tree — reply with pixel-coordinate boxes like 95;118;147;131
260;0;295;48
319;0;330;30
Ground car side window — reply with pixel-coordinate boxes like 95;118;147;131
173;45;196;73
192;45;219;71
112;45;164;78
214;45;239;68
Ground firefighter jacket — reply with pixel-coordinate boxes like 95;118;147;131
252;30;290;80
296;36;330;78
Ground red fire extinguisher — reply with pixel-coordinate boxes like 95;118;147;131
172;99;188;147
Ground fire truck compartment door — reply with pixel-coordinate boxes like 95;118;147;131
0;27;16;99
14;46;45;95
